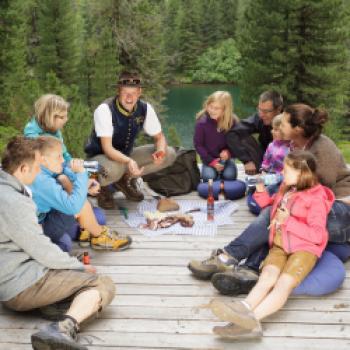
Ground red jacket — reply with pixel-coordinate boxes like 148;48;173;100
253;184;335;257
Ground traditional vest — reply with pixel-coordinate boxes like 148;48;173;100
85;97;147;157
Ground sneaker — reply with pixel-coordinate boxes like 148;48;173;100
31;316;87;350
211;266;259;295
79;229;90;247
97;186;115;209
188;249;238;280
213;322;263;339
91;227;132;251
114;174;144;202
210;299;259;330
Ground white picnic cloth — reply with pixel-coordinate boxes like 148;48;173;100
124;199;239;236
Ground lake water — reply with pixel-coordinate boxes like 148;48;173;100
163;84;253;148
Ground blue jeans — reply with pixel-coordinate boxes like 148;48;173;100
201;159;237;182
224;200;350;271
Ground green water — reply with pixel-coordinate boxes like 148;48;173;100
163;84;252;148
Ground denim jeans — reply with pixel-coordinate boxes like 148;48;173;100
201;159;237;182
224;200;350;271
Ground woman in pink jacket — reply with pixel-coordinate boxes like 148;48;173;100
210;150;335;338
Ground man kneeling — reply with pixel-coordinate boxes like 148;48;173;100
0;136;115;350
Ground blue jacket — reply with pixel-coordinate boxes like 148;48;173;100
24;117;72;162
30;166;88;222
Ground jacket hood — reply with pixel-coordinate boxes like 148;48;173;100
0;170;29;197
302;183;335;212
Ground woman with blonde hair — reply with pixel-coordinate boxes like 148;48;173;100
194;91;239;182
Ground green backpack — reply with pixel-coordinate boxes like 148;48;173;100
143;148;200;196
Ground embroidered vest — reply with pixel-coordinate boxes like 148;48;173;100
85;97;147;157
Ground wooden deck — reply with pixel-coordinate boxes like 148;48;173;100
1;167;350;349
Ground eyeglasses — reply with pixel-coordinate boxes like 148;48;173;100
257;107;276;114
118;78;141;86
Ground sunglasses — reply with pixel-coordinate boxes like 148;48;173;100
118;78;141;86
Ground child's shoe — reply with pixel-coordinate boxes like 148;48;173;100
91;226;132;251
79;229;90;247
210;299;259;330
213;322;263;339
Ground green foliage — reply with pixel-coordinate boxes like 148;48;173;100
237;0;350;140
0;126;19;155
337;141;350;164
191;39;242;83
167;125;182;147
34;0;84;86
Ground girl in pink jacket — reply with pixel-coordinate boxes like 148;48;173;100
210;150;335;338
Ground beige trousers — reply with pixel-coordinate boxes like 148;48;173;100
89;144;176;186
4;270;115;312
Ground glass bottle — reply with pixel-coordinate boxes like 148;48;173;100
207;179;214;221
218;180;226;201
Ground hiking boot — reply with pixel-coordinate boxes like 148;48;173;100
210;299;259;330
97;186;115;209
91;226;132;251
79;229;90;247
211;266;259;295
188;249;238;280
213;322;263;339
31;316;87;350
114;174;144;202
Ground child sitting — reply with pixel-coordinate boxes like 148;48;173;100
24;94;99;196
31;136;132;252
210;150;335;339
247;114;290;215
194;91;239;182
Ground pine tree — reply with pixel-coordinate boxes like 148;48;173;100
35;0;84;87
0;0;38;127
176;0;202;73
237;0;349;138
83;0;121;108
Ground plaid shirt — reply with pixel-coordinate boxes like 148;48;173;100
261;140;290;174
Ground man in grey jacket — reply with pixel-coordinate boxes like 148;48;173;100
0;136;115;350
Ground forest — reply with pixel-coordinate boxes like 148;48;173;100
1;0;349;158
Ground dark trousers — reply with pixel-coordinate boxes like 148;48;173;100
224;200;350;271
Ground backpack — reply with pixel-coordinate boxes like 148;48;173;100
143;148;200;196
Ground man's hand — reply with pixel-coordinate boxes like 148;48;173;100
127;159;144;177
244;161;257;175
84;265;97;274
70;159;85;173
87;179;100;196
152;150;166;165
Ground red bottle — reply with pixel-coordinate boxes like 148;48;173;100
207;179;214;221
83;252;90;265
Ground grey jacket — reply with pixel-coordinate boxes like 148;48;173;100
0;170;83;301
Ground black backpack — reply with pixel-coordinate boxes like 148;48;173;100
143;148;200;196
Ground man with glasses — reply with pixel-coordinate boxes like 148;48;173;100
226;91;283;175
85;71;176;209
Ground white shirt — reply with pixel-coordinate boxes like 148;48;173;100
93;101;161;138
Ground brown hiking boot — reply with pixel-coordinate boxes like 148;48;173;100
97;186;115;209
114;174;144;202
188;249;238;280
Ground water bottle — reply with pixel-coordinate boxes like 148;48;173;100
245;174;282;188
83;160;99;174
